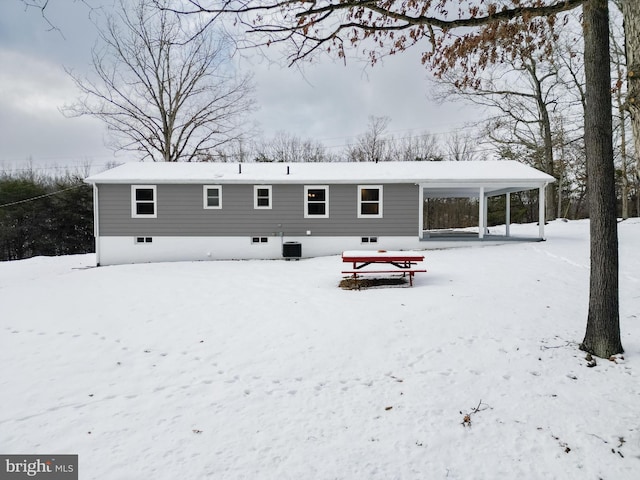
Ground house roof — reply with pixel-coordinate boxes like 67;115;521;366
85;161;554;193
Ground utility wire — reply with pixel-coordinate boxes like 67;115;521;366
0;185;86;209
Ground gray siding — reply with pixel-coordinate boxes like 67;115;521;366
98;183;418;237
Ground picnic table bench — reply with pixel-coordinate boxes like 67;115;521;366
341;250;427;286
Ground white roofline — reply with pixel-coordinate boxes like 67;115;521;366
85;161;555;186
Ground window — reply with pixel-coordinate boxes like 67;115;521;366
135;237;153;244
361;236;378;244
251;237;269;244
304;186;329;218
203;185;222;209
358;185;383;218
132;185;157;218
254;185;272;209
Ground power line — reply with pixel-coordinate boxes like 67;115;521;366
0;184;86;209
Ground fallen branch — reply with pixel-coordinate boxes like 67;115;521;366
461;399;492;427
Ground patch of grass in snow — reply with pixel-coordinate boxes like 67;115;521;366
339;276;408;290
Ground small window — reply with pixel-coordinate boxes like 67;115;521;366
304;186;329;218
358;185;383;218
203;185;222;209
132;185;157;218
251;237;269;244
254;185;272;209
135;237;153;244
361;236;378;244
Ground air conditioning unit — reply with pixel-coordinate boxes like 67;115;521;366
282;241;302;260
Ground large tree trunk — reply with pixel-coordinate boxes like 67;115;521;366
580;0;623;357
619;0;640;189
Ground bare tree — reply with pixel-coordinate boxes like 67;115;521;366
255;131;330;163
433;30;591;221
610;12;633;219
346;115;391;162
444;132;480;162
19;0;98;35
392;132;444;162
616;1;640;186
201;137;256;162
63;0;255;162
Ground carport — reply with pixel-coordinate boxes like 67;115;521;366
416;162;554;241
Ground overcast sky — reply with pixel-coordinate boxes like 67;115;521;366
0;0;480;173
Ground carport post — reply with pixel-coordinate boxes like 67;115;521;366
539;185;546;239
484;194;489;235
505;193;511;237
478;187;485;239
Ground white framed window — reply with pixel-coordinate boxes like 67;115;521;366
131;185;157;218
254;185;272;209
251;236;269;244
357;185;383;218
203;185;222;209
304;185;329;218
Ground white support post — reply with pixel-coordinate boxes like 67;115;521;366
505;192;511;237
478;187;485;239
484;194;489;235
539;185;546;239
418;184;424;240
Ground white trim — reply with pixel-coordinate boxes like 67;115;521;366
131;185;157;218
254;185;272;209
304;185;329;218
357;185;383;218
203;185;222;209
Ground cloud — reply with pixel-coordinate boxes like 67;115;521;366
0;51;72;117
0;47;118;169
246;47;478;151
0;0;482;170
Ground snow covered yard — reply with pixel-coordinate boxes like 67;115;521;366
1;219;639;479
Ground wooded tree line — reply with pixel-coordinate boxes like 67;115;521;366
207;109;637;223
0;171;94;261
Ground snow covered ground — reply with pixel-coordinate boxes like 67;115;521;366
1;219;639;479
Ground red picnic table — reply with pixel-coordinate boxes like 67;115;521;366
341;250;427;286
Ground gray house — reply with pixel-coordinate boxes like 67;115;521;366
85;161;554;266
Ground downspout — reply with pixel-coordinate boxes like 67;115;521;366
93;184;101;266
418;184;424;240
